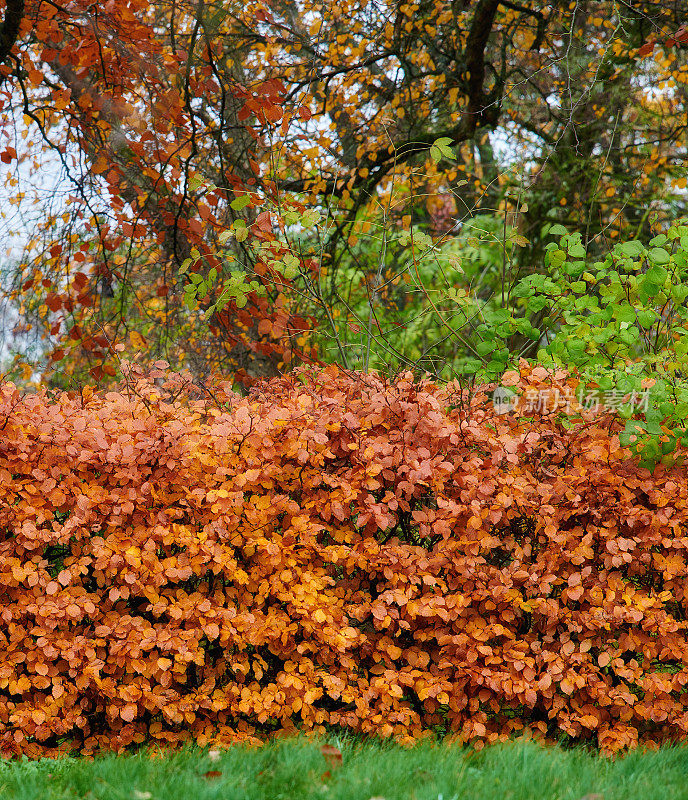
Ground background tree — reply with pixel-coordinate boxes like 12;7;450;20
0;0;318;390
0;0;687;389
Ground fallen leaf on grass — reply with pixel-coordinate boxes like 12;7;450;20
321;744;342;767
203;770;223;780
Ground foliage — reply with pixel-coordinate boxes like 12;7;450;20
1;1;687;387
298;211;688;472
298;212;514;378
3;363;688;758
510;220;688;470
0;0;319;389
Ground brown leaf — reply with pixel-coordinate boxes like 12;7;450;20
321;744;343;767
203;770;223;780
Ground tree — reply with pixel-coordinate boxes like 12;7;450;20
264;0;688;373
0;0;686;388
0;0;318;390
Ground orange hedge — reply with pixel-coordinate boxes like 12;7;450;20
1;361;688;758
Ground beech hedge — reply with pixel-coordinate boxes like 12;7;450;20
1;362;687;757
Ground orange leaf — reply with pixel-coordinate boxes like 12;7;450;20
205;623;220;640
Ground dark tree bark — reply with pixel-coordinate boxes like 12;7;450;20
0;0;23;65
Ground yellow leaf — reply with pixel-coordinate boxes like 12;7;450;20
130;331;147;349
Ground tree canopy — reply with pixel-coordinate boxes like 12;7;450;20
0;0;687;389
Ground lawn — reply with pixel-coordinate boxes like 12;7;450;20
2;733;688;800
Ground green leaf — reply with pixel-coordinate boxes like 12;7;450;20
614;304;637;324
649;247;670;264
548;249;566;267
645;264;668;284
234;222;249;242
475;341;495;357
548;224;568;236
230;194;252;211
637;309;655;327
301;209;321;227
458;358;482;375
617;240;644;257
509;233;529;247
527;296;549;313
672;285;688;304
430;137;456;162
187;173;206;192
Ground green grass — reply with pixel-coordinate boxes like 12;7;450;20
3;733;688;800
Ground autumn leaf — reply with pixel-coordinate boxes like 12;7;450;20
321;745;343;767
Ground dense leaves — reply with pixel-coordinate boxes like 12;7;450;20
1;364;688;757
